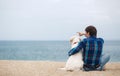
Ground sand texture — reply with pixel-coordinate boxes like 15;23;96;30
0;60;120;76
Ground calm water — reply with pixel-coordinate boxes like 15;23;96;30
0;41;120;62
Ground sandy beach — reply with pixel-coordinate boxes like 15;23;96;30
0;60;120;76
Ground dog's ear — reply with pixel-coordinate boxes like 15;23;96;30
70;36;75;43
76;35;81;41
70;38;73;43
79;37;81;41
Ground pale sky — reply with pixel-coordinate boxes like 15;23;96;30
0;0;120;40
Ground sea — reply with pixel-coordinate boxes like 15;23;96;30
0;40;120;62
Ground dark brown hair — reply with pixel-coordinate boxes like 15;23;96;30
85;25;97;37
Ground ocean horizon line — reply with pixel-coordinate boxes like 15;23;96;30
0;40;120;42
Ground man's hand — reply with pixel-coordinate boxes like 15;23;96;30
77;32;85;36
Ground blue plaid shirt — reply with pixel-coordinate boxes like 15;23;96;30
68;36;104;66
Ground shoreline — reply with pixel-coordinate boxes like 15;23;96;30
0;60;120;76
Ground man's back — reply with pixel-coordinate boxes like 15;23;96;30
82;36;104;66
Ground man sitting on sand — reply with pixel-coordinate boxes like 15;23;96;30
68;25;110;71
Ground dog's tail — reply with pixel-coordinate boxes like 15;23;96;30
58;68;74;72
58;67;67;71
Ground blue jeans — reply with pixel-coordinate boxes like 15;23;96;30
100;54;110;70
83;54;110;71
95;54;110;71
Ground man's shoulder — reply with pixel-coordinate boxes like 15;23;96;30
97;38;104;41
97;38;104;43
82;37;104;43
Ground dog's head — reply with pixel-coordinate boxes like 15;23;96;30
70;35;81;48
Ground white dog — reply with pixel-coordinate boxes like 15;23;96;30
60;35;83;71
